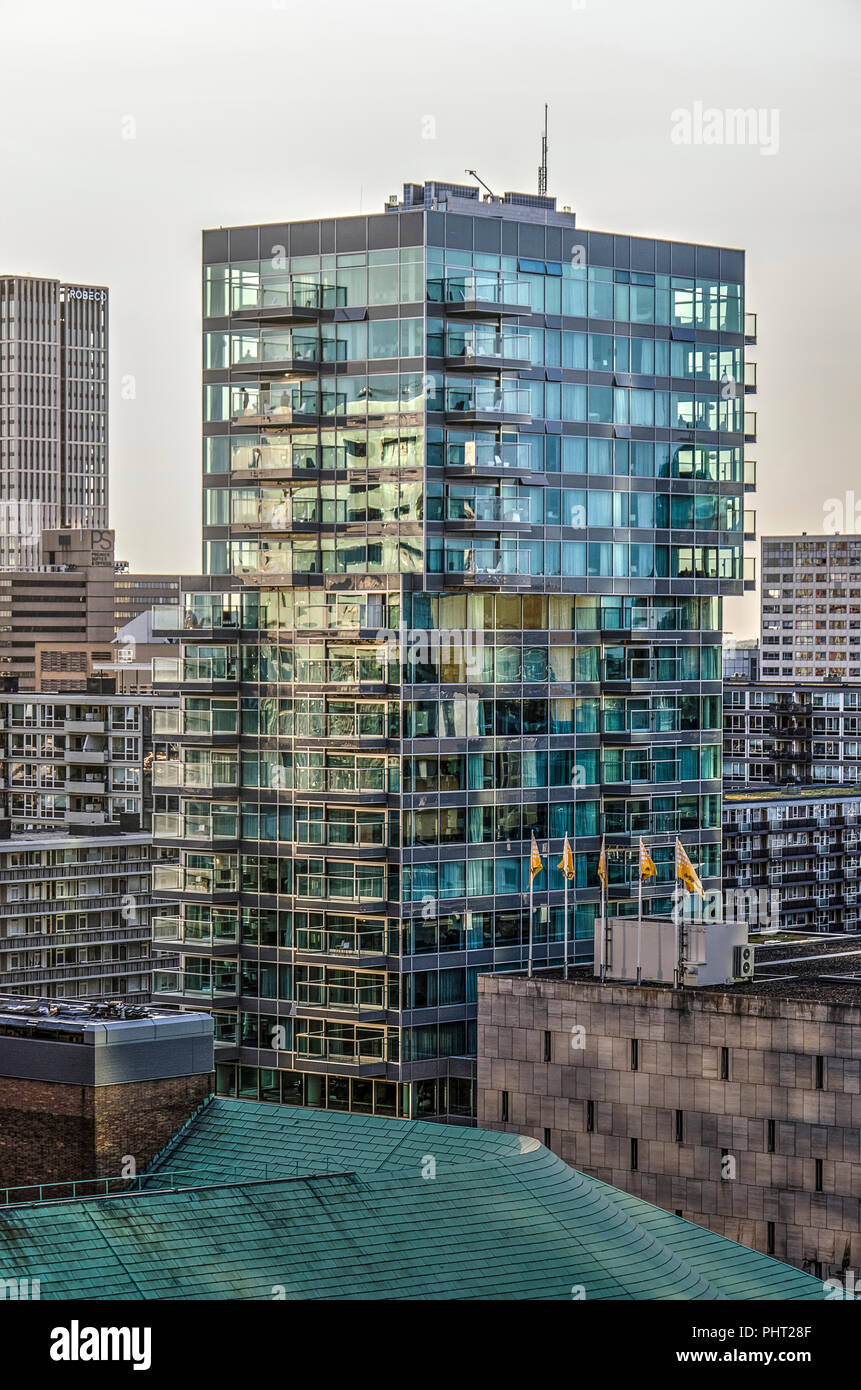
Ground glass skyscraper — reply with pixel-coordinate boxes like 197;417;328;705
151;180;756;1121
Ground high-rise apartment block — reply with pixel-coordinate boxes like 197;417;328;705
152;180;755;1121
0;276;108;567
761;534;861;680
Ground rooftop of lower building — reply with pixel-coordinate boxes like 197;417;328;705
0;1098;825;1301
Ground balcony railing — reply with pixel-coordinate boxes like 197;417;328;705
745;311;757;341
444;385;531;419
294;925;387;958
446;440;534;472
152;707;182;735
444;548;535;579
231;281;345;315
429;274;531;311
445;495;538;524
443;328;531;365
744;411;757;440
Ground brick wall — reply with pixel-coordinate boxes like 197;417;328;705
477;975;861;1281
0;1072;212;1190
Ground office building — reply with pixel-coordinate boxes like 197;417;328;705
0;276;108;568
477;944;861;1283
761;534;861;680
152;179;756;1121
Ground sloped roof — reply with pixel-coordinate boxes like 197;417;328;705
0;1100;826;1300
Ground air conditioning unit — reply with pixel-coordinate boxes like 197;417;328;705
732;944;754;979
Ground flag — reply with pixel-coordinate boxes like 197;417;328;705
529;832;543;883
639;838;658;880
597;835;607;888
557;833;575;882
676;838;705;898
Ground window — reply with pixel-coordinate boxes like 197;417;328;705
544;1029;552;1062
631;1038;639;1071
586;1099;595;1133
767;1221;775;1255
543;1127;551;1149
767;1118;776;1153
720;1046;730;1080
500;1090;509;1122
815;1054;825;1089
631;1137;638;1171
815;1158;824;1192
675;1109;684;1143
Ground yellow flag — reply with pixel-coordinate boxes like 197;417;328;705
639;837;658;880
676;838;705;898
557;833;575;882
597;835;607;887
529;832;543;883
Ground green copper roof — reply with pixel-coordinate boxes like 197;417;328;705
0;1100;826;1300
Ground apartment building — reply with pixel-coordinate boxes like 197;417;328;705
0;689;178;833
0;831;174;1002
151;179;755;1121
760;534;861;680
0;276;109;569
724;680;861;787
723;785;861;933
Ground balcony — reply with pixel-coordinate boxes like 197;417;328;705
229;386;345;429
444;440;534;477
744;556;756;592
744;459;756;492
443;548;537;586
153;655;238;687
444;495;538;527
62;748;107;765
744;411;757;441
152;706;182;735
229;440;319;478
443;327;531;371
64;778;106;795
230;332;326;376
745;311;757;343
293;925;387;967
744;361;757;393
153;969;239;1004
231;548;293;583
64;718;106;734
744;510;756;540
430;273;531;316
443;384;531;426
151;760;239;792
230;280;344;323
152;916;239;950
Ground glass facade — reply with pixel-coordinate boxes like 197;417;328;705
152;185;754;1120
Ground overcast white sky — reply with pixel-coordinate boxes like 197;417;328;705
1;0;859;636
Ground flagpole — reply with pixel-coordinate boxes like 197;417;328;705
637;844;643;987
563;837;569;981
673;840;680;990
599;840;606;983
528;864;534;979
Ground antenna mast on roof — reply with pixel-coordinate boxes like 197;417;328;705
538;104;549;196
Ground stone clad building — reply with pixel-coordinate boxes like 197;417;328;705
477;948;861;1281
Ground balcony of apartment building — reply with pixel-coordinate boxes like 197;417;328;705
230;277;342;324
291;920;388;971
152;649;238;691
151;754;239;795
228;438;321;480
153;961;240;1008
428;272;532;317
744;458;756;492
152;913;239;957
151;858;239;902
228;383;344;431
441;541;543;588
442;325;532;373
442;487;540;533
745;311;757;344
228;329;327;377
443;381;532;426
153;802;240;848
442;438;535;479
